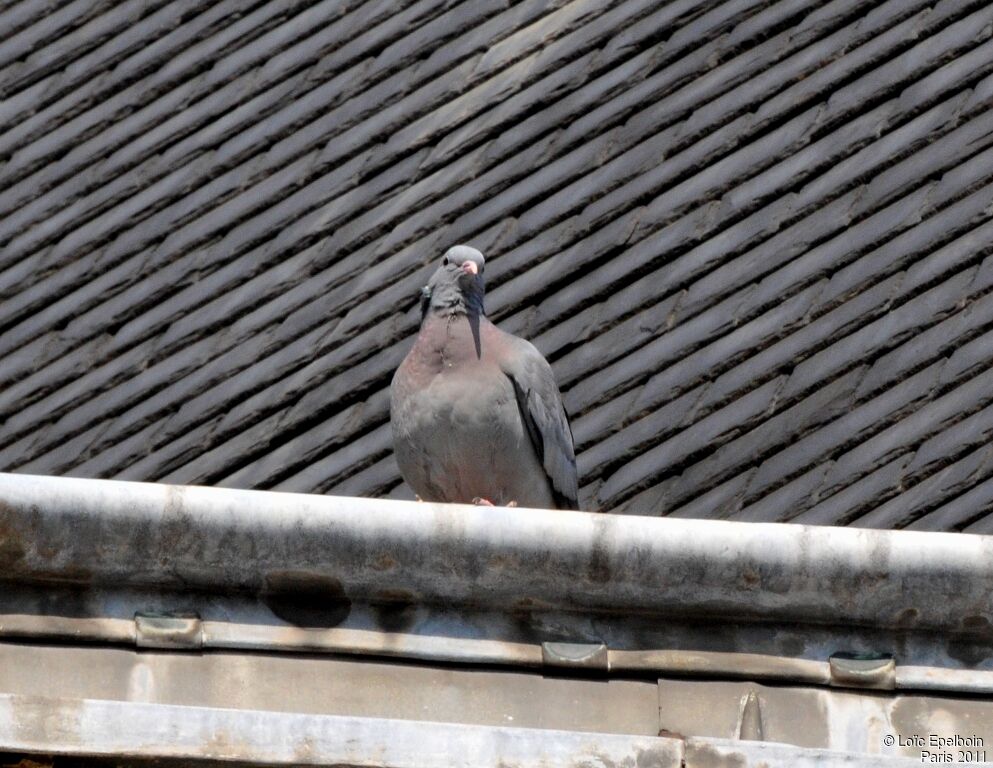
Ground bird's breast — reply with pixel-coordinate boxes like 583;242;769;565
392;320;518;447
396;362;517;439
390;316;555;507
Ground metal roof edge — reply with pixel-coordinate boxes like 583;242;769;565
1;472;990;635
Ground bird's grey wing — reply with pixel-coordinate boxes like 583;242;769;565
501;337;579;510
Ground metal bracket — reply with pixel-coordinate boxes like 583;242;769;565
135;613;203;650
828;654;895;690
541;642;609;671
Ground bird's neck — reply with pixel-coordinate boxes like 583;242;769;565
418;308;485;361
425;285;484;318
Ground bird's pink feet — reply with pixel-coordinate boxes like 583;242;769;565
472;498;518;507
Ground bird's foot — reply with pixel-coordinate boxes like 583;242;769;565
415;495;424;502
471;497;517;508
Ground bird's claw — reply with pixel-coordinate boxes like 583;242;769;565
471;497;517;507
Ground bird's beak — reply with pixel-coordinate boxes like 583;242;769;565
461;261;478;276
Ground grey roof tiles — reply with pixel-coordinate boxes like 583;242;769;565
1;0;992;531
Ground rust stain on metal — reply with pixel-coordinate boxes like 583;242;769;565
512;596;555;613
0;502;26;570
370;589;417;605
962;615;993;634
895;607;919;627
372;552;398;571
486;552;519;570
740;568;760;589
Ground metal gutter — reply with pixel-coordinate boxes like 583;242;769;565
1;473;992;694
1;473;991;630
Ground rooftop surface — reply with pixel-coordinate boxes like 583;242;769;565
1;0;992;530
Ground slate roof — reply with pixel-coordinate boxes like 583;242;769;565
1;0;992;532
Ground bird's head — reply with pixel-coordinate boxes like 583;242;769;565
421;245;486;318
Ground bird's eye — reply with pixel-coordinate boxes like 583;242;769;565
443;257;449;265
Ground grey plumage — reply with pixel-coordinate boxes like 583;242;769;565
390;245;579;509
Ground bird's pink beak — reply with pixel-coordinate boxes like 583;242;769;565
461;261;478;276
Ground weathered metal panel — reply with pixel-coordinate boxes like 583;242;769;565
2;474;993;696
1;474;992;634
0;694;684;768
3;640;993;765
0;693;979;767
0;694;976;768
0;642;661;736
8;583;993;697
659;678;993;756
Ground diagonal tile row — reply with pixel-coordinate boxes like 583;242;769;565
1;0;992;531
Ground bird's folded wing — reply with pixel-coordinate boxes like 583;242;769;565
502;337;579;510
